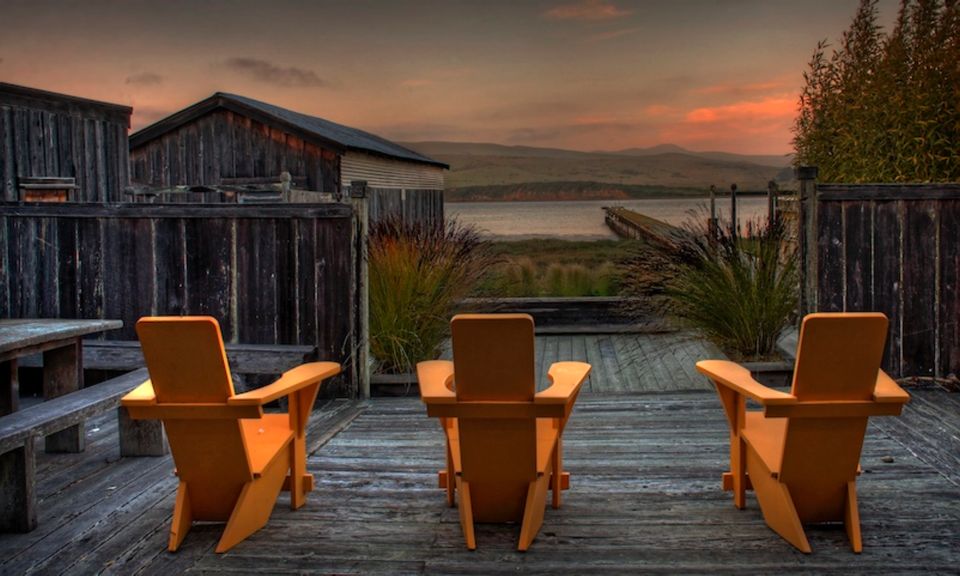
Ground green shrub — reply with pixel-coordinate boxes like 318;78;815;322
625;216;798;360
368;217;497;374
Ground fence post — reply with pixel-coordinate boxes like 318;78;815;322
797;166;819;317
708;185;718;238
350;181;371;399
729;183;738;236
767;180;779;226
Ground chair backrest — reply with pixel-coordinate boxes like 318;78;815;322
136;316;253;519
136;316;236;403
450;314;538;520
790;312;888;401
780;313;889;519
451;314;536;402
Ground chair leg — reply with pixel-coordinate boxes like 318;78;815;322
845;480;863;553
446;447;456;507
518;473;551;552
216;451;290;553
551;440;562;509
168;482;193;552
456;477;476;550
747;450;811;554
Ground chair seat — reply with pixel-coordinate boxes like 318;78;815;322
241;414;293;477
742;412;786;476
446;418;561;477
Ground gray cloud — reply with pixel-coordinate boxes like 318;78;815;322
125;72;163;86
223;57;328;88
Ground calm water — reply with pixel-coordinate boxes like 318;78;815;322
446;197;770;240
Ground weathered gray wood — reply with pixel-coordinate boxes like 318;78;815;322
0;440;35;532
0;368;148;455
0;83;131;202
807;179;960;379
1;390;958;573
50;340;316;374
0;360;17;415
117;406;167;457
0;319;122;359
42;341;83;453
0;203;355;396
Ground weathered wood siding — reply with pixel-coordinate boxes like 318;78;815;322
129;109;340;193
368;187;444;227
342;153;445;227
340;151;444;190
0;202;357;395
0;84;131;202
802;182;960;379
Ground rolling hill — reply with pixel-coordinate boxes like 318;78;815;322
402;141;795;202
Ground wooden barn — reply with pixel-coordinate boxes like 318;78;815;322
129;92;448;224
0;83;132;202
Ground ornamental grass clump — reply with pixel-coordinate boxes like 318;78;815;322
624;214;798;360
369;217;497;374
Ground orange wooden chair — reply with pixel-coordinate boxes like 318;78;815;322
120;316;341;553
417;314;591;551
696;312;910;553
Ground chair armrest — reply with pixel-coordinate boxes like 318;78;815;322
120;380;156;406
229;362;340;407
536;362;591;404
417;360;456;404
874;370;910;404
696;360;796;405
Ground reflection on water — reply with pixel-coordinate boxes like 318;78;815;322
446;197;770;240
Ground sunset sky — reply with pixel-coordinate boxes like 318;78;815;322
1;0;900;155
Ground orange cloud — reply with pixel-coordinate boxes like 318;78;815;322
544;0;631;21
655;96;798;153
685;97;796;124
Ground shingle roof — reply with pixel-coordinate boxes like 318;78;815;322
129;92;447;169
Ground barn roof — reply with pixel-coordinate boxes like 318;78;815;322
129;92;448;169
0;82;132;125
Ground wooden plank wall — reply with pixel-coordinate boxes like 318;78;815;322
0;202;357;396
129;110;340;193
812;184;960;379
368;188;444;227
0;96;130;202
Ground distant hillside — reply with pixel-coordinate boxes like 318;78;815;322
609;145;792;168
445;181;707;202
402;141;794;202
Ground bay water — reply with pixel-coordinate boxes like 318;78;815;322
446;197;771;240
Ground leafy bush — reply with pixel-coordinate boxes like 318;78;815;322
794;0;960;182
624;215;798;360
368;217;497;374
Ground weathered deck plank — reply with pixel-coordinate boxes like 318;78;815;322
1;389;957;574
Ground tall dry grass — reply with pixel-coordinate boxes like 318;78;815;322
369;217;497;374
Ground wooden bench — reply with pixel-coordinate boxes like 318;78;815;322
18;340;316;375
0;368;160;532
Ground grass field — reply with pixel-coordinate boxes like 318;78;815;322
472;238;639;297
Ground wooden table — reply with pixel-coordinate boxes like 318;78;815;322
0;319;123;452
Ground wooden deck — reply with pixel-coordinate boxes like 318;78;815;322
2;334;959;574
440;330;723;393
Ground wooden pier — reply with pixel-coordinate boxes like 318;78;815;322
1;333;958;574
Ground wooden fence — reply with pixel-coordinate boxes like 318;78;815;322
367;187;444;227
797;167;960;379
0;202;360;395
